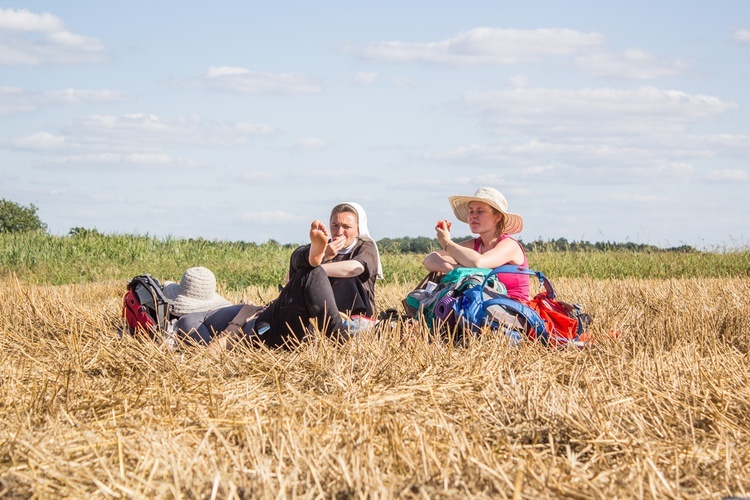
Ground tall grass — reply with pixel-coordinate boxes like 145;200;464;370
2;232;749;288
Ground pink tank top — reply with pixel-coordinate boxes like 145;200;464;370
474;235;530;302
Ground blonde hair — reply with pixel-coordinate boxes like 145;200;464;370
490;207;506;236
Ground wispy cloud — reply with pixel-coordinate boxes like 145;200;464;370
240;211;306;224
354;27;692;80
179;66;323;94
391;76;417;88
573;49;689;79
0;8;108;65
0;87;130;115
732;29;750;44
351;71;379;85
40;153;201;170
8;113;276;152
355;27;605;65
295;138;329;150
464;86;736;137
706;169;749;182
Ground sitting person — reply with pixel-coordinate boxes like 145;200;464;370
174;202;382;349
290;201;381;318
422;187;530;302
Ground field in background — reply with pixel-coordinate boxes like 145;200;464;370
2;232;749;287
1;234;750;497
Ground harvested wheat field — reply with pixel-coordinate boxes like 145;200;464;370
1;276;749;499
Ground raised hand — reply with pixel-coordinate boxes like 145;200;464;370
435;219;452;251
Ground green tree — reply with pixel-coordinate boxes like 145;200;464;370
0;198;47;233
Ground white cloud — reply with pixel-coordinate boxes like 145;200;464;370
357;27;605;65
573;49;689;79
8;114;276;152
38;152;200;170
604;194;667;203
0;7;62;31
733;29;750;44
464;86;736;137
0;8;107;65
10;132;66;149
509;74;531;88
0;87;130;115
243;172;279;181
240;211;305;224
391;76;417;87
181;66;323;94
706;169;749;182
295;138;329;150
352;71;379;85
421;142;700;184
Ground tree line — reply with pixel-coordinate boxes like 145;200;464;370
2;198;698;253
376;236;697;254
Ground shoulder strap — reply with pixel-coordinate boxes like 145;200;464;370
130;274;170;303
483;296;548;342
481;265;555;298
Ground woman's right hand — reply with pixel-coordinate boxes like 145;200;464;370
435;220;452;250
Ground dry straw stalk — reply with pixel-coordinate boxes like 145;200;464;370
1;276;749;498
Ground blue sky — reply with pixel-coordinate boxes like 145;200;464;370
1;2;748;249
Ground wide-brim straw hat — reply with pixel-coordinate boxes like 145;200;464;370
448;187;524;234
162;266;231;316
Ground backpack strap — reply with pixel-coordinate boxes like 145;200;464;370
482;296;549;343
482;265;556;299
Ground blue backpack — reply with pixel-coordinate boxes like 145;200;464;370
411;266;590;346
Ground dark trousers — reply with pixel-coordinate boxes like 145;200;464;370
256;265;346;348
175;304;244;345
174;266;348;349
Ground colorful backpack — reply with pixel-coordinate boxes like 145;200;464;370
122;274;172;337
455;265;591;347
406;266;591;347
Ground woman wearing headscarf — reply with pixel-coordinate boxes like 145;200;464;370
175;202;382;349
290;201;382;318
422;187;530;302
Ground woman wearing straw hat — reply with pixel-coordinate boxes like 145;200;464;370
422;187;530;302
174;202;382;349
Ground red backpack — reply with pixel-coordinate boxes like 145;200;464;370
528;293;588;346
122;274;172;337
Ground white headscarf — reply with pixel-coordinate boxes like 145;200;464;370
340;201;383;279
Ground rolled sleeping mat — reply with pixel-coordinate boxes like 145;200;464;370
435;295;457;322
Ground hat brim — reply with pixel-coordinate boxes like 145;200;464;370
162;282;181;301
163;282;231;316
448;195;524;234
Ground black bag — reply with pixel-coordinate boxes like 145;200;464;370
122;274;172;337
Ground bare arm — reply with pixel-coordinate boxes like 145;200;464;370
445;237;523;268
321;260;365;278
423;249;460;273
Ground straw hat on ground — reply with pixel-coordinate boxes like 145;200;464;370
162;267;231;316
448;187;524;235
